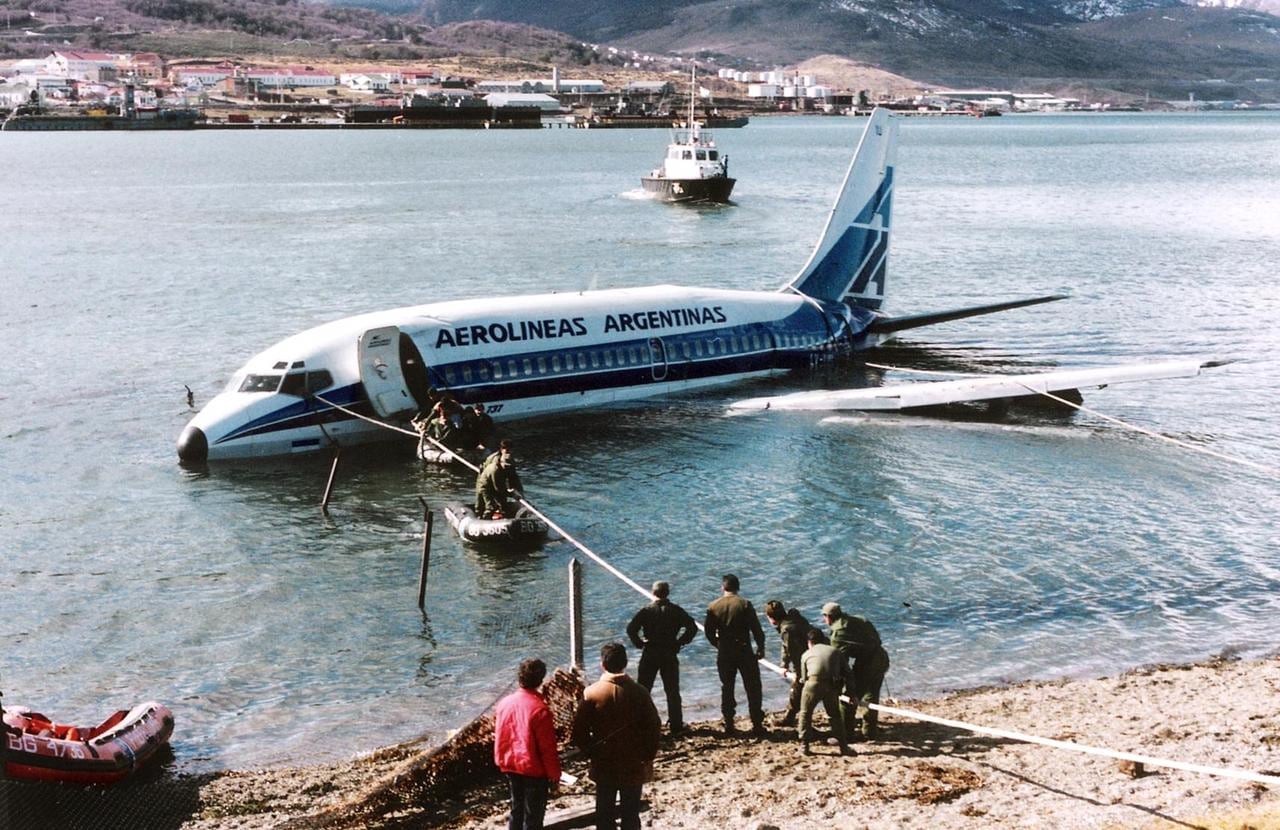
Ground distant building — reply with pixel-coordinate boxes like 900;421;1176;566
341;73;392;92
483;92;561;112
476;78;605;94
124;53;164;80
625;80;671;96
45;51;118;82
245;66;335;89
170;63;234;87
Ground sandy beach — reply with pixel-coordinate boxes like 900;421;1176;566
157;653;1280;830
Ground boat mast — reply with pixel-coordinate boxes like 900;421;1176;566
689;64;698;141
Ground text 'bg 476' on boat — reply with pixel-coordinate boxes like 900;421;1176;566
2;701;174;785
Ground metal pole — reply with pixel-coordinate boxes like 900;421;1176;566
417;497;433;610
568;558;583;673
320;450;341;513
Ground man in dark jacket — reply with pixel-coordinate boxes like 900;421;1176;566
764;600;826;728
571;643;661;830
822;601;890;739
627;580;698;736
704;573;768;737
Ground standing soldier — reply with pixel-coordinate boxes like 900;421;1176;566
764;600;826;728
627;580;698;736
821;601;890;740
797;629;850;756
704;573;768;737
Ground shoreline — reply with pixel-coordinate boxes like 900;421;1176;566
161;653;1280;829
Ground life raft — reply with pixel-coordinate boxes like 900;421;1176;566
416;443;482;468
2;701;174;785
444;502;548;547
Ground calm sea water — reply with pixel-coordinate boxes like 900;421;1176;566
2;113;1279;772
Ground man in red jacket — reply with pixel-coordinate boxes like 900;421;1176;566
494;658;562;830
572;642;662;830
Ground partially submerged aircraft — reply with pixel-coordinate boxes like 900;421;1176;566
178;108;1064;463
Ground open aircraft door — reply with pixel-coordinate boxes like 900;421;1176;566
358;326;417;419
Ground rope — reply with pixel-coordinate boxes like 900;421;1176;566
1016;384;1280;477
863;362;1278;478
313;391;1280;789
866;701;1280;786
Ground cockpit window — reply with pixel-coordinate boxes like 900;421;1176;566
239;374;282;393
307;371;333;393
279;370;335;397
280;373;307;397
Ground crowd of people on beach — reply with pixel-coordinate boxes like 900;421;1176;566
493;573;890;830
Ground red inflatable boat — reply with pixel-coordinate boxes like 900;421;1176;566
2;701;174;785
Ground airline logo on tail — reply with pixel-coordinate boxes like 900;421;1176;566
784;108;897;312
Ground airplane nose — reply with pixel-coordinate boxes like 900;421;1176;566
177;425;208;463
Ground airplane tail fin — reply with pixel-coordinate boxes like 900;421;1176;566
782;107;897;311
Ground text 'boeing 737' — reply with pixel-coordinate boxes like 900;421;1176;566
178;108;1073;463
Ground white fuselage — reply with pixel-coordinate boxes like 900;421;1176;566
179;284;869;461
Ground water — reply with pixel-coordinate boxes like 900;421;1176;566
2;113;1279;772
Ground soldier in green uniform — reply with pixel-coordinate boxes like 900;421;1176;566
764;600;826;728
474;441;524;518
704;574;768;737
627;581;698;735
822;601;890;740
797;629;850;755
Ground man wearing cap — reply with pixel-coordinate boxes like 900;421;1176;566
475;440;525;519
704;573;768;737
822;601;890;740
627;581;698;736
764;600;826;728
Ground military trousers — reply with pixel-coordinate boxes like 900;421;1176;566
840;646;890;737
715;646;764;728
799;678;846;746
636;647;684;732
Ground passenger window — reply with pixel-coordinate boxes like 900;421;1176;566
508;360;518;378
591;351;601;368
239;374;281;393
577;353;587;370
492;362;503;380
280;373;307;397
522;359;533;377
604;351;614;368
478;363;491;381
551;355;562;372
444;367;457;385
681;342;692;359
462;365;473;383
537;356;548;374
695;340;705;357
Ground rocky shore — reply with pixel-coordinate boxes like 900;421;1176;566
161;654;1280;830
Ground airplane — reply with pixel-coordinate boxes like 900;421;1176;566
177;107;1065;463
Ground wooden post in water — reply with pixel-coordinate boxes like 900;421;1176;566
417;496;433;611
568;558;584;673
320;450;341;514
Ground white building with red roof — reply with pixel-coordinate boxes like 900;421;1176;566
46;51;118;82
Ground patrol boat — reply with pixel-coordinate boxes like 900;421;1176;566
640;70;735;203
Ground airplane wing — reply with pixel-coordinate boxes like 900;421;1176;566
728;360;1214;412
